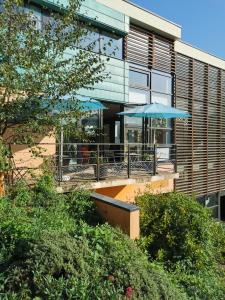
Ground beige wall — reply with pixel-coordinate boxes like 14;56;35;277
97;0;181;40
175;41;225;71
3;127;56;171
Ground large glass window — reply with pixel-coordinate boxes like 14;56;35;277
100;31;123;59
129;70;149;87
128;67;173;144
151;71;172;94
79;29;100;53
151;92;171;106
129;88;150;104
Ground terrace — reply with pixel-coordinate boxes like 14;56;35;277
8;142;178;190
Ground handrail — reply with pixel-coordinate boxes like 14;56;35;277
8;142;177;184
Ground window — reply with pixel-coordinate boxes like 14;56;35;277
129;70;149;87
129;88;150;104
151;92;171;106
128;66;174;144
25;5;43;30
124;107;143;144
151;71;172;94
150;70;173;143
100;31;123;59
197;194;219;219
79;29;100;53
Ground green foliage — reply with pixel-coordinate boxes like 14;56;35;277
0;227;187;300
66;189;102;225
0;175;188;299
0;0;107;169
136;192;216;270
0;139;11;172
172;267;225;300
136;192;225;299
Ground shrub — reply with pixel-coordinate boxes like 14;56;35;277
172;267;225;300
0;226;187;300
136;192;225;299
66;189;102;225
0;176;188;299
136;192;216;270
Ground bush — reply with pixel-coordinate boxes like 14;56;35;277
136;192;225;299
136;192;216;270
0;176;187;299
0;226;187;300
172;267;225;300
66;189;102;225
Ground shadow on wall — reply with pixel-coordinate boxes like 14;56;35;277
95;179;174;203
92;192;140;239
3;126;56;169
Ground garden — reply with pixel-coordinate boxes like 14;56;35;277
0;173;225;299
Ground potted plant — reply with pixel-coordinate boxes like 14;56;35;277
0;140;11;197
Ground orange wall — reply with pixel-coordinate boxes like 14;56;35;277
96;179;174;203
93;198;140;239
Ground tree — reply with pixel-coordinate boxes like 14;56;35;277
0;0;107;162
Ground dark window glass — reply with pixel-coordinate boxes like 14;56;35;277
151;118;172;129
129;70;149;87
100;31;123;59
197;196;206;206
155;130;171;144
205;194;218;207
152;71;172;94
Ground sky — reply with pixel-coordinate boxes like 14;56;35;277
131;0;225;60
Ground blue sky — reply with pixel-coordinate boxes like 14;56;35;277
132;0;225;60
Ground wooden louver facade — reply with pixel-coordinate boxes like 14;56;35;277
125;25;175;74
126;24;225;198
175;54;225;197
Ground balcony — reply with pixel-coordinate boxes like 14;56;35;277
8;143;178;190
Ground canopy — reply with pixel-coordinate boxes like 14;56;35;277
118;102;191;119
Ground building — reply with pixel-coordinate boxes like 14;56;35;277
7;0;225;221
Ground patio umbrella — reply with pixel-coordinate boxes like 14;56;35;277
118;102;191;119
55;95;106;181
44;94;106;114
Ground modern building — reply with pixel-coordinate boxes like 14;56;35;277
7;0;225;221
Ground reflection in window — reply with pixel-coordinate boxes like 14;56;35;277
79;29;100;53
151;92;171;106
152;71;172;94
197;194;219;219
124;108;143;143
129;70;149;87
81;111;99;137
129;88;150;104
151;118;171;129
155;130;171;144
100;31;123;59
25;5;43;30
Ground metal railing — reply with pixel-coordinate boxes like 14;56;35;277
8;143;177;184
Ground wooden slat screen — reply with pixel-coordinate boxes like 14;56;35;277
126;25;175;73
126;24;225;197
175;53;225;197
